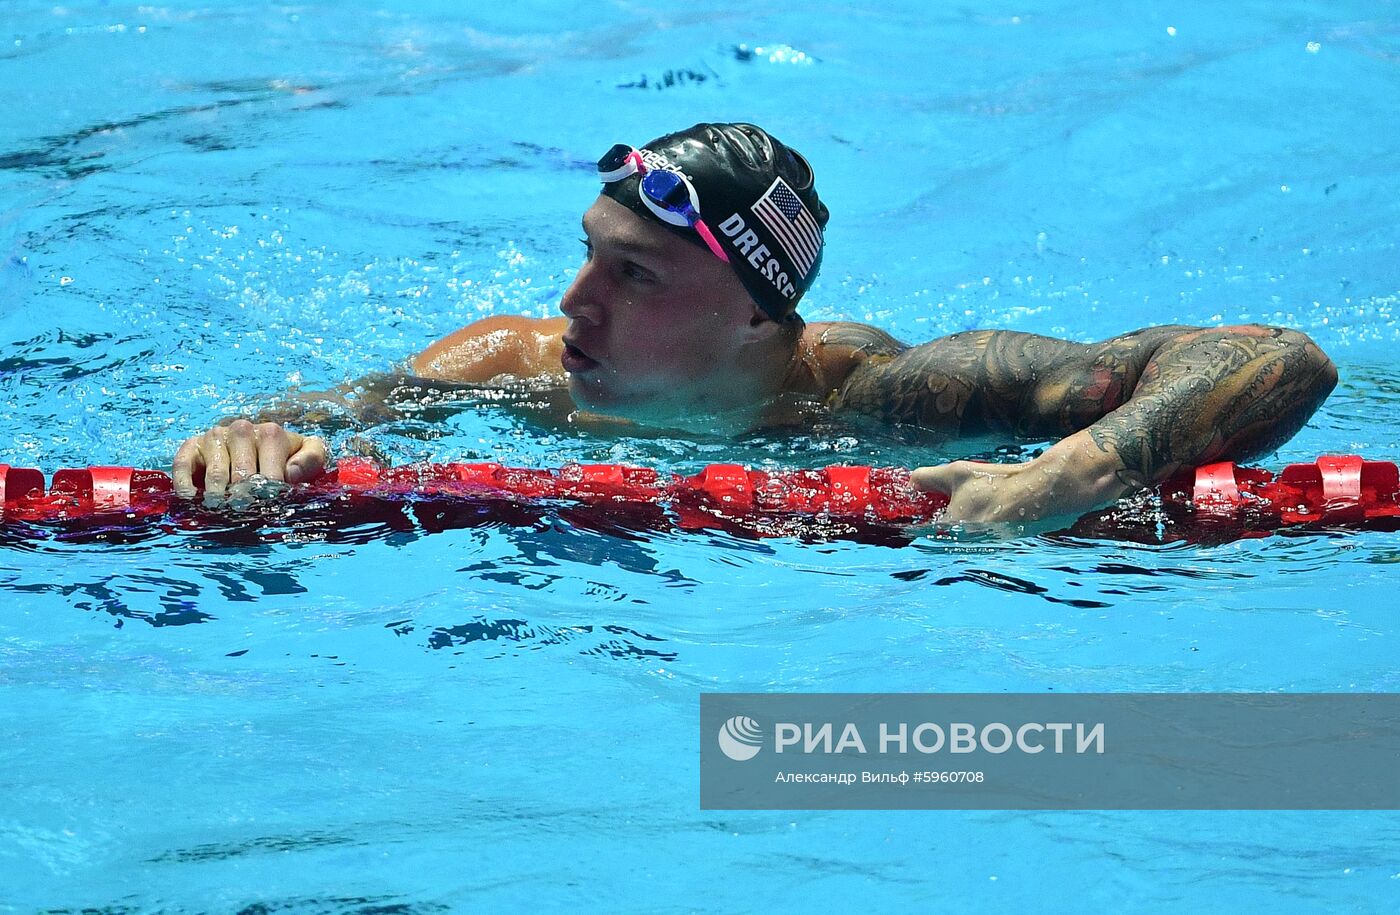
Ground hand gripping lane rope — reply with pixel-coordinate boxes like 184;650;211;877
1;456;1397;543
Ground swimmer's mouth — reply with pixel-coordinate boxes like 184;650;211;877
561;340;599;373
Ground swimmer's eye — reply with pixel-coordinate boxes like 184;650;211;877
578;238;654;283
622;262;655;283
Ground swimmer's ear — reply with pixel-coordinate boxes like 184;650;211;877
738;304;785;341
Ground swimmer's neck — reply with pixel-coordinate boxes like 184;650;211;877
567;324;862;437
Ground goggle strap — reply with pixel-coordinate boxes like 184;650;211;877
693;219;730;264
597;144;730;264
598;149;646;183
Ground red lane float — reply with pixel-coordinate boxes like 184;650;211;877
1;456;1398;541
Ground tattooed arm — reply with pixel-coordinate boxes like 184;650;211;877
833;325;1338;522
1077;325;1338;486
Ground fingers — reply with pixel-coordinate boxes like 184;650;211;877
172;437;205;498
912;460;1020;491
911;460;1029;523
225;420;258;485
171;420;328;498
204;427;233;498
910;461;971;494
255;423;292;483
286;434;328;484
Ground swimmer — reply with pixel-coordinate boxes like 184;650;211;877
173;123;1338;523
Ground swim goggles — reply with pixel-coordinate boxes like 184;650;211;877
597;144;730;264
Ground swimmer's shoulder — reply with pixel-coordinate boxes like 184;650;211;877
802;321;910;393
412;315;566;383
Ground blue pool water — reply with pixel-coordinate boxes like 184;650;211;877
3;0;1400;910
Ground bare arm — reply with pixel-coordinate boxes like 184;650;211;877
175;316;568;496
245;315;570;431
412;315;566;382
835;324;1338;520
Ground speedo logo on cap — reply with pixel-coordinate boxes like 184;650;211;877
638;147;692;181
717;212;798;300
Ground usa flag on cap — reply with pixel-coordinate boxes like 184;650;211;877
751;177;822;279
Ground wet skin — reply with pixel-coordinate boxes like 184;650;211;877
174;197;1338;523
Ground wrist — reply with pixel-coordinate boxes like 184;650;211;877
1025;432;1136;517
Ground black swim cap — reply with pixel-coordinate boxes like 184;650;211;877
598;123;828;322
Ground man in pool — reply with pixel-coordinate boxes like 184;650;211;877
173;122;1338;523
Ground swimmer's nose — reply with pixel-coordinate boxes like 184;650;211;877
559;261;604;325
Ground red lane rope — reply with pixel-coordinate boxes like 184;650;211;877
1;457;1398;537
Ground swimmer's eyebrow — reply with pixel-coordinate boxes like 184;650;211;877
580;214;670;260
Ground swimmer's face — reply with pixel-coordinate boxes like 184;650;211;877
559;196;764;422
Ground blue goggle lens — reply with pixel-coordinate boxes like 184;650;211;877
641;170;691;212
